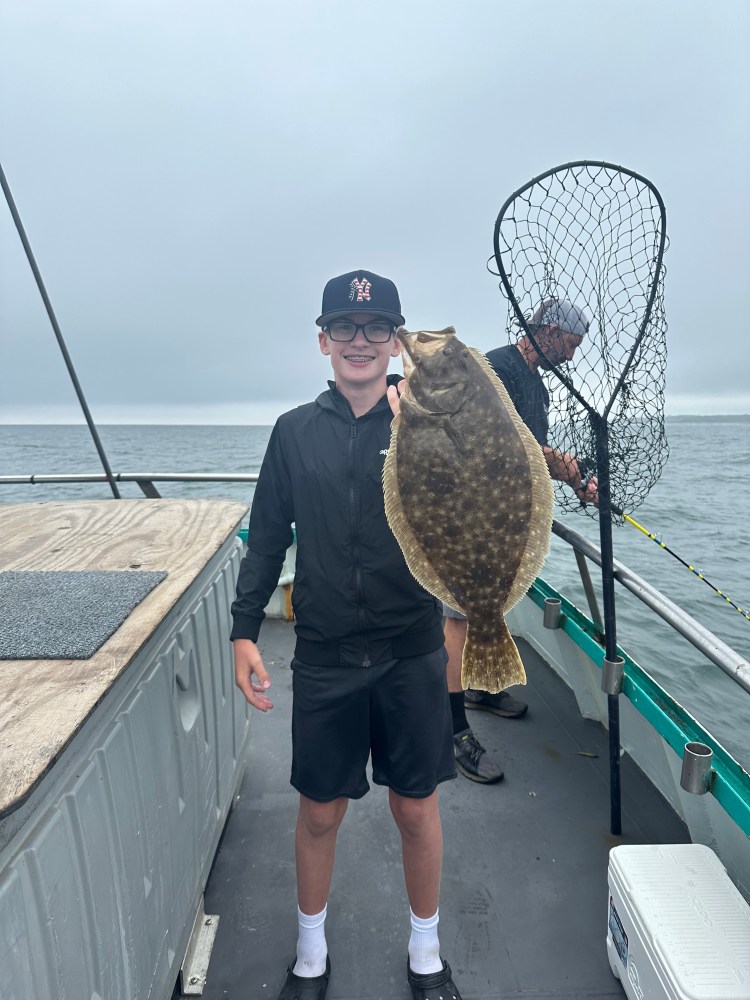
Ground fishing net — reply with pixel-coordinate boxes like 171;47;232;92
491;161;668;518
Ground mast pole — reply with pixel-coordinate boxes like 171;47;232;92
0;162;121;499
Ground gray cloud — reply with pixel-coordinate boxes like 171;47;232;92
2;0;748;422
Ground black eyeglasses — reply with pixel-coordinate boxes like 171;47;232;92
325;320;396;343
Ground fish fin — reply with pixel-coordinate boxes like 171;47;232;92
461;618;526;693
438;415;466;452
467;345;555;611
397;330;415;380
383;414;467;611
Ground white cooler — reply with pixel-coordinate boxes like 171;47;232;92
607;844;750;1000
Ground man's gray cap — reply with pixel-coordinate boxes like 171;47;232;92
530;298;590;336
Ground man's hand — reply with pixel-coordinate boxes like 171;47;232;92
575;475;600;507
233;638;273;711
387;378;407;417
543;447;600;507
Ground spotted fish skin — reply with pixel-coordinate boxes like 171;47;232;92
383;327;554;692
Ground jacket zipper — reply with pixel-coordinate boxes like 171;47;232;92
348;420;371;667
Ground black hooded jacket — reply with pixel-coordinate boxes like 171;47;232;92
230;377;444;667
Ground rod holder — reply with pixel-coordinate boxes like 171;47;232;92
601;656;625;695
680;742;714;794
543;597;561;629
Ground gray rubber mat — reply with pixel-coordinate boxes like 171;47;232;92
0;569;167;660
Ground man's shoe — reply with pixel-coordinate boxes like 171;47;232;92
453;728;504;783
465;688;528;718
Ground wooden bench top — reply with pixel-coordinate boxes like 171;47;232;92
0;499;248;819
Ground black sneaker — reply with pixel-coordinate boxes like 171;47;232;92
464;689;528;718
453;729;504;783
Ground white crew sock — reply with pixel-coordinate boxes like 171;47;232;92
408;908;442;975
292;904;328;978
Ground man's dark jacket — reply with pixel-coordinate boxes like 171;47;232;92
230;379;444;668
485;344;549;446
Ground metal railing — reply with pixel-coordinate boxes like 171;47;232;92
2;470;748;695
0;472;259;488
552;520;750;696
0;472;259;499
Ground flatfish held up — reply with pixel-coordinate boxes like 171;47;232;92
383;327;554;692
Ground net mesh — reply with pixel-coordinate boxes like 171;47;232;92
492;161;668;518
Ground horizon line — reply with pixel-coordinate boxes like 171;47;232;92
2;413;750;427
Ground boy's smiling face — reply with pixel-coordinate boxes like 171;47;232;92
318;312;401;393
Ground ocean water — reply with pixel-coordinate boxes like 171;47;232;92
1;419;749;768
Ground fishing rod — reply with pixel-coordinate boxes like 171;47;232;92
0;161;121;499
579;457;749;622
614;504;750;623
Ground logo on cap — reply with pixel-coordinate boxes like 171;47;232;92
349;277;372;303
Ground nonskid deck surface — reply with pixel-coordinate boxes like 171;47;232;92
197;620;688;1000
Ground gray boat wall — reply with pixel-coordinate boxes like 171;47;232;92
0;533;250;1000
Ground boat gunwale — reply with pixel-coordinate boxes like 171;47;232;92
528;576;750;839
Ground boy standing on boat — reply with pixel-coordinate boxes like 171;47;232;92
231;270;463;1000
447;298;600;784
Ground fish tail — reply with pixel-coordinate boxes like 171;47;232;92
460;619;526;693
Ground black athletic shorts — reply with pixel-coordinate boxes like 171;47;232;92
290;647;456;802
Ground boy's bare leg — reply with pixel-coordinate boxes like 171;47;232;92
389;788;442;918
295;794;348;914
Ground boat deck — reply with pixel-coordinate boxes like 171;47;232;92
195;618;689;1000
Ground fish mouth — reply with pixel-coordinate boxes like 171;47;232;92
397;327;456;377
403;394;462;418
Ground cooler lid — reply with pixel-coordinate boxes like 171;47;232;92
609;844;750;999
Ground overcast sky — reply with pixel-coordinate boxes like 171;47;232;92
1;0;748;423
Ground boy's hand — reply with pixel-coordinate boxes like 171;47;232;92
233;638;273;711
387;378;407;417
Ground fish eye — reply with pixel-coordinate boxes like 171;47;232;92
442;347;452;356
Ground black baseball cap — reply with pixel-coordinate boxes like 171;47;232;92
316;269;405;327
